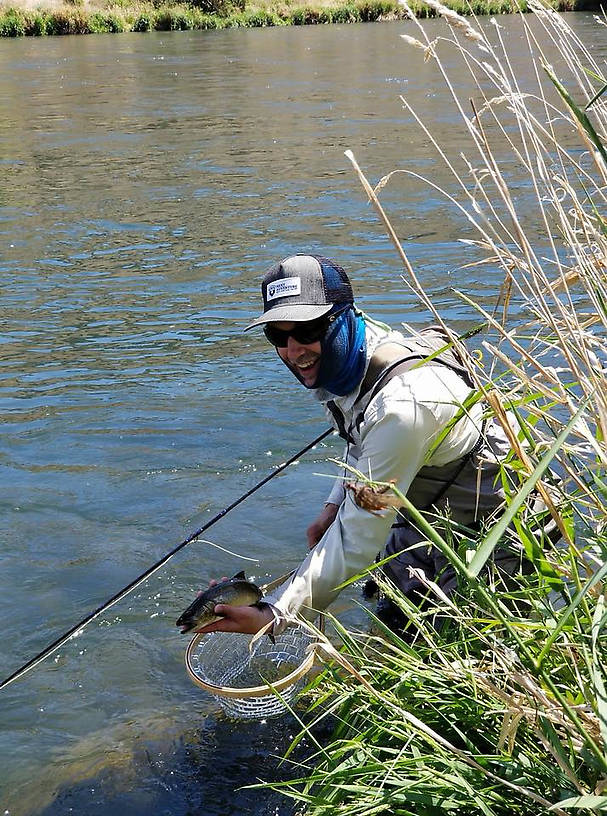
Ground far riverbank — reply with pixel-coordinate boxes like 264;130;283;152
0;0;600;36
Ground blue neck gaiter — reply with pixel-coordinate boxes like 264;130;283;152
315;307;367;396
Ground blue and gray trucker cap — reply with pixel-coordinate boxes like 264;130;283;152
245;254;354;329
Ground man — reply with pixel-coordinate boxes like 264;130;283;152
198;253;520;637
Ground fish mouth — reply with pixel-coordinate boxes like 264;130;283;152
176;616;196;634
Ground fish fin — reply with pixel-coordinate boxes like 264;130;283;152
232;570;246;580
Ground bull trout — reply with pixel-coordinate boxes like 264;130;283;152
176;571;262;634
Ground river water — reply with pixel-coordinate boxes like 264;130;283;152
0;12;604;816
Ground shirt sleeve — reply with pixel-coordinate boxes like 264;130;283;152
263;384;442;628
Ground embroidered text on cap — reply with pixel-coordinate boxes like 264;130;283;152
266;277;301;302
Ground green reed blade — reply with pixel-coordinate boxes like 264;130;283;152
591;594;607;751
586;81;607;111
549;794;607;811
544;65;607;166
467;398;588;579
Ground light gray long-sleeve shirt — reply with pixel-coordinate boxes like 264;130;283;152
264;320;485;626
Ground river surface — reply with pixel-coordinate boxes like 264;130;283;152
0;12;604;816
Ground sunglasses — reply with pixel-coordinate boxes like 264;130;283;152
263;307;348;348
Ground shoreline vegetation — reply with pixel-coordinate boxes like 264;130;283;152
270;2;607;815
0;0;601;37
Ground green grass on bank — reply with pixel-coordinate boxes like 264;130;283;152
0;0;597;36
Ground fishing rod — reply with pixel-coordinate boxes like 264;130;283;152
0;427;333;692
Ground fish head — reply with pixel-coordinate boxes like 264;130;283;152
175;595;218;634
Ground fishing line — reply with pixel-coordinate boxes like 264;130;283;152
0;427;333;692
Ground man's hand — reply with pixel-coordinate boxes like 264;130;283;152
193;602;274;636
306;502;339;549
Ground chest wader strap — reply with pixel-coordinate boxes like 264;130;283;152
327;334;475;447
326;355;441;446
325;335;483;525
326;400;352;444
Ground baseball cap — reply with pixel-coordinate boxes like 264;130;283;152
245;254;354;330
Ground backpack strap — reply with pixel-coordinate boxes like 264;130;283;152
325;399;351;443
326;353;424;445
327;328;484;525
353;352;431;436
327;329;475;445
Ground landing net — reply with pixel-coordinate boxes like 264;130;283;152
185;624;318;719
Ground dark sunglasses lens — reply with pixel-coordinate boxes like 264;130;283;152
263;308;348;347
263;319;327;347
294;320;327;344
263;325;289;347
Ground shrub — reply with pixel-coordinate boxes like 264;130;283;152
24;11;48;33
290;5;322;23
190;11;220;27
153;7;193;29
87;12;105;30
330;4;360;22
46;9;90;34
131;12;152;29
355;0;396;18
25;13;48;37
0;8;26;36
105;12;126;29
222;11;245;24
189;0;239;15
87;12;126;31
241;8;282;24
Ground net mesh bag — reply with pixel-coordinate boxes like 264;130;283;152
185;624;318;719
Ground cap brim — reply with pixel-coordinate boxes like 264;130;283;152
244;303;333;331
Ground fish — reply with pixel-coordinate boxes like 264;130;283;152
176;571;262;634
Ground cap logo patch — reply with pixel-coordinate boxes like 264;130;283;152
266;277;301;301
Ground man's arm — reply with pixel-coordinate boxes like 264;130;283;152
198;368;478;636
307;442;362;548
306;502;340;549
264;394;439;628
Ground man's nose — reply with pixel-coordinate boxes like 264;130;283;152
286;334;305;355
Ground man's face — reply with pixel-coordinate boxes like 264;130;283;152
270;322;322;388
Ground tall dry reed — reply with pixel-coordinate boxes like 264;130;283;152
267;4;607;814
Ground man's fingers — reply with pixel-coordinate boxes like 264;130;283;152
192;603;274;636
193;605;240;634
208;576;229;587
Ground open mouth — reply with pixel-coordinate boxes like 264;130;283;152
177;619;194;633
282;352;321;387
294;356;320;382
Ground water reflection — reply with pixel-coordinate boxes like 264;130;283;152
0;12;605;815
